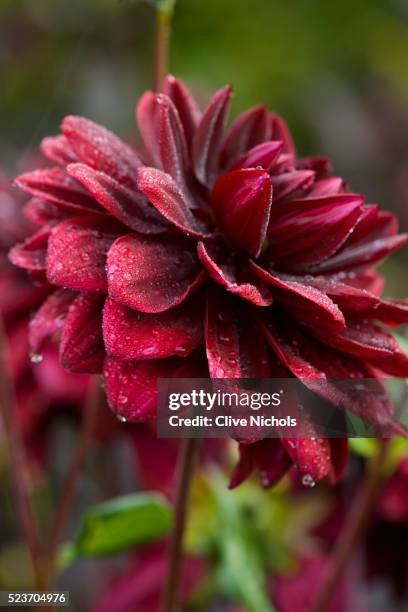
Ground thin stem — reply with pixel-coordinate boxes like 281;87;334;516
47;376;101;571
310;442;387;612
0;318;45;588
154;0;175;90
161;437;198;612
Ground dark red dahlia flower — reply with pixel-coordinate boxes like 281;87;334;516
10;76;408;486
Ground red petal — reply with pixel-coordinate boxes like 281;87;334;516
303;275;379;313
273;153;296;173
60;293;105;373
161;75;202;149
107;234;205;313
103;293;204;360
329;438;349;483
156;94;189;185
306;177;344;197
271;170;314;202
229;439;290;489
311;234;408;274
61;116;142;188
366;298;408;326
40;135;78;165
281;436;332;482
259;312;400;433
33;344;89;405
250;264;345;332
193;85;232;186
347;209;397;247
23;198;67;226
312;319;408;377
219;105;269;170
197;242;272;306
9;226;50;271
232;141;283;171
345;204;379;245
297;156;332;178
205;287;270;378
104;358;158;422
211;168;272;257
137;167;212;239
343;269;384;295
68;163;168;234
104;354;205;422
136;91;161;166
15;168;100;214
0;275;49;322
267;194;363;268
137;93;192;197
270;113;296;154
29;288;76;352
47;216;121;292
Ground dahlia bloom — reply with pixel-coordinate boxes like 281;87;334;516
10;76;408;486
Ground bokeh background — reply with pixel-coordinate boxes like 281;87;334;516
1;1;408;610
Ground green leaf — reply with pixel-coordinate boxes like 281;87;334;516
65;492;172;560
394;332;408;355
384;437;408;474
349;438;379;458
208;470;276;612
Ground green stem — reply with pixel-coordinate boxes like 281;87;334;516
161;437;198;612
309;442;387;612
154;0;176;90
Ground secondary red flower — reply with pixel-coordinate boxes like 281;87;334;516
93;542;205;612
0;171;90;468
10;76;408;486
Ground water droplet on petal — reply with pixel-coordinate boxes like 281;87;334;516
30;352;43;364
116;414;127;423
175;346;188;356
302;473;316;488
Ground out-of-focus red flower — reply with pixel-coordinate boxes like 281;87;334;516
272;555;366;612
93;542;205;612
377;456;408;522
0;171;89;467
10;76;408;486
130;423;224;497
312;457;408;604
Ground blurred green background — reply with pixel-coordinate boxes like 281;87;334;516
1;0;408;287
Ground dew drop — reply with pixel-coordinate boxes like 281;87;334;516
218;334;232;345
30;352;43;364
175;346;188;356
116;414;127;423
302;473;316;488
